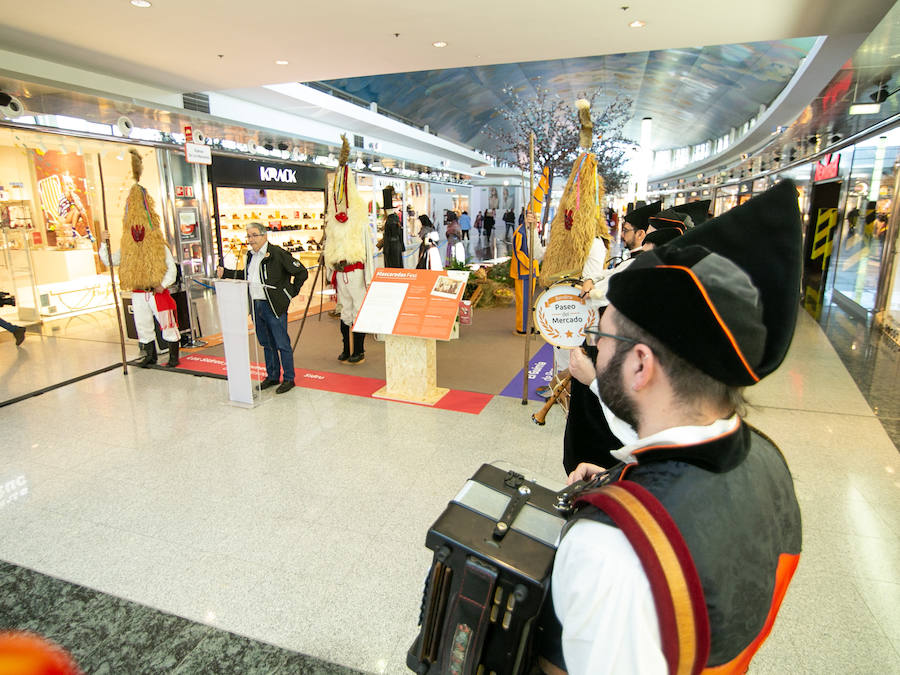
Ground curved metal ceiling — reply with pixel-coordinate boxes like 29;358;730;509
318;39;817;153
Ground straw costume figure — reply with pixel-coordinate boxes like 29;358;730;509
539;99;611;288
100;149;180;367
324;134;375;364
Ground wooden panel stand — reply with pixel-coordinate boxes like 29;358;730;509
372;334;448;405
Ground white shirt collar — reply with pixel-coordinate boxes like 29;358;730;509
611;415;741;464
250;241;268;258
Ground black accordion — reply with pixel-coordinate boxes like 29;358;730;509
407;463;569;675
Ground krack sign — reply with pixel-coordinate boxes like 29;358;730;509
260;166;297;183
208;155;327;190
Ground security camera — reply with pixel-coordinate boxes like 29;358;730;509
0;93;25;118
116;116;134;138
194;130;206;144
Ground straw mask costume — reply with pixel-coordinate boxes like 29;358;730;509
323;134;375;364
539;99;612;289
100;149;180;368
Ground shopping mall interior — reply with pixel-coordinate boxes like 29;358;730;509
1;1;899;673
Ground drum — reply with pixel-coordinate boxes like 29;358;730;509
407;463;568;675
532;282;598;350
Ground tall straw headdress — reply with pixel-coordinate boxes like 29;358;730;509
539;99;611;287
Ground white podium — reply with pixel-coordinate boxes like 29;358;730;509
214;278;271;407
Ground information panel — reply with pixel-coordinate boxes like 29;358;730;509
352;268;467;340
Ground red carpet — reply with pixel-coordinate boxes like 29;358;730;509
177;354;492;415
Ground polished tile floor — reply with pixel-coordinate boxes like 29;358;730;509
0;307;898;673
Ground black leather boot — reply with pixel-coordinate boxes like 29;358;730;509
348;331;365;364
338;322;351;361
137;341;157;368
165;340;180;367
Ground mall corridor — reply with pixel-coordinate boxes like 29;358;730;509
0;306;897;674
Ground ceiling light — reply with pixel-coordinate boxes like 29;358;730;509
275;60;288;65
850;103;881;115
130;0;151;7
432;41;448;48
629;20;646;28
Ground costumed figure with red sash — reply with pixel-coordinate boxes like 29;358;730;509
100;150;180;368
324;135;375;364
538;100;611;360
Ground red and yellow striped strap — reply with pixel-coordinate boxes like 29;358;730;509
577;482;710;675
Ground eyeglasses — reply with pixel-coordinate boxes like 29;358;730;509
247;232;265;238
622;225;635;234
584;327;640;348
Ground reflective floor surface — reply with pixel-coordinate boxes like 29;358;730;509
0;301;898;673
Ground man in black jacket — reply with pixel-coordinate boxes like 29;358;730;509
217;222;308;394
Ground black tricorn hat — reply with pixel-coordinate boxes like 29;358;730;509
643;228;683;248
672;199;712;226
648;208;691;233
623;200;662;231
607;180;801;386
382;186;396;211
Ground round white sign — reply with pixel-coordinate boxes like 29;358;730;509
533;284;598;349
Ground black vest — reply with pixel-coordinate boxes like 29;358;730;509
538;421;802;669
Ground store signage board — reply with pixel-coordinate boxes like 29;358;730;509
259;166;297;184
208;155;327;190
814;154;840;182
353;268;467;340
184;142;212;165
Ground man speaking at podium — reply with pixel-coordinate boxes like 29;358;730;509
217;221;308;394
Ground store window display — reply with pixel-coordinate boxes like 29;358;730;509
833;141;899;312
0;131;167;323
216;187;325;272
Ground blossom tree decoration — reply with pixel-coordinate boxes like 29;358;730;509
485;83;633;223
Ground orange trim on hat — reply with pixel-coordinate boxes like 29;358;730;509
657;265;760;382
649;217;686;233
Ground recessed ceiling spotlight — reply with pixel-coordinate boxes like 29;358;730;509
130;0;151;7
275;60;288;65
432;41;448;48
629;20;646;28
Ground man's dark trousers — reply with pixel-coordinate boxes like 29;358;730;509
253;299;294;383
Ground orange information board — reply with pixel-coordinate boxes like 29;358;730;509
352;268;466;341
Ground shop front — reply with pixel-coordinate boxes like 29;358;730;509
207;155;328;272
828;138;897;321
0;127;173;326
